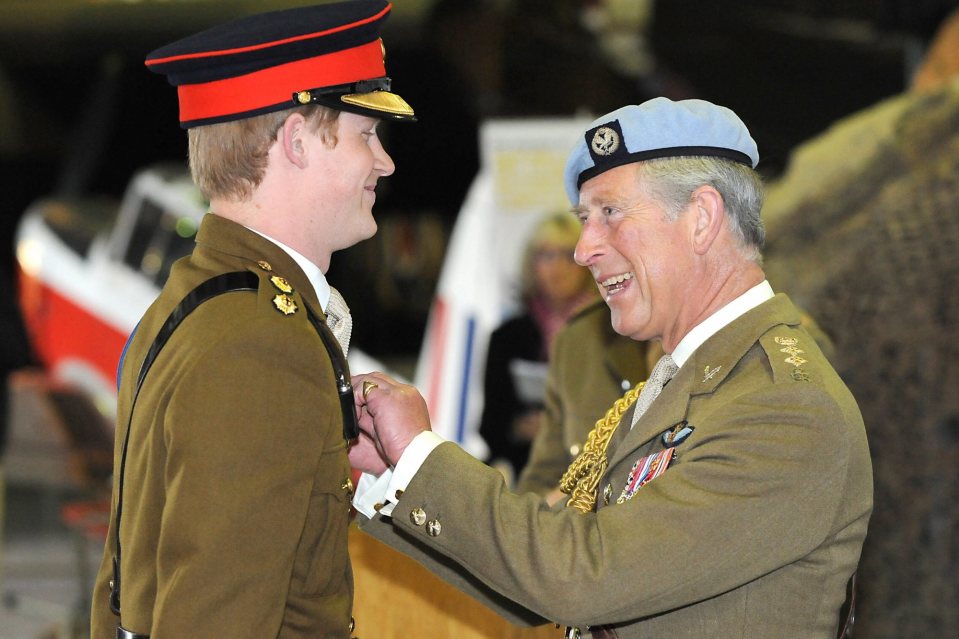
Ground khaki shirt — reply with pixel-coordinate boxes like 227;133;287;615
92;214;354;638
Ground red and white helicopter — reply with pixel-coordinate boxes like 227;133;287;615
16;165;206;421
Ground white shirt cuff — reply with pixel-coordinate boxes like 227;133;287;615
352;431;445;519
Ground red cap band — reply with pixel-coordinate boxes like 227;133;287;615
176;39;386;124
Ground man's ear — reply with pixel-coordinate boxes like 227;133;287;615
690;185;725;256
280;112;309;169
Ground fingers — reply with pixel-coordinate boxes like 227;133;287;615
352;371;407;415
348;371;431;467
348;430;390;475
352;371;390;403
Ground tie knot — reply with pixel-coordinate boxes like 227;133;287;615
650;354;678;385
629;354;678;430
326;287;352;355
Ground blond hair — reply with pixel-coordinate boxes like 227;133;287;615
188;105;340;201
519;210;587;302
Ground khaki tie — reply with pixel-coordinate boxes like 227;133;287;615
629;354;678;429
325;286;352;356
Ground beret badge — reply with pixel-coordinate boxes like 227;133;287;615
591;126;621;156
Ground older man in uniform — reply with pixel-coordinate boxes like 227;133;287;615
349;97;872;638
90;2;413;638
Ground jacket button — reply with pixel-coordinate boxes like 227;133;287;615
603;484;613;505
349;616;355;632
426;519;442;537
410;507;427;526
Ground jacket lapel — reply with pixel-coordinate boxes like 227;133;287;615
607;365;693;471
605;294;804;473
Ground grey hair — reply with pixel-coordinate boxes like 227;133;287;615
636;156;766;263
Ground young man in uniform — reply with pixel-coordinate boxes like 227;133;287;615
91;2;413;637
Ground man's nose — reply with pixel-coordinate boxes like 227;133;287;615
574;219;603;267
373;138;395;176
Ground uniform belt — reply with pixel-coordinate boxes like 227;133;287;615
116;626;149;639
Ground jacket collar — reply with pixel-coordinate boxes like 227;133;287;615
195;213;324;315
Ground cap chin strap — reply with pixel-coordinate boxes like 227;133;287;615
293;77;416;121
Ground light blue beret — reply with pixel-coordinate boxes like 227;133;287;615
563;97;759;204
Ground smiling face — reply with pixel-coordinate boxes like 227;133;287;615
574;163;698;346
303;111;395;257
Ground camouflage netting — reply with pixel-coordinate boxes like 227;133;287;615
763;78;959;638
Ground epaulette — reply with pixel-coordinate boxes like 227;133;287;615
759;325;819;384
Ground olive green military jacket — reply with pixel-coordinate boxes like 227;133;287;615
91;214;355;639
360;294;872;638
517;302;650;494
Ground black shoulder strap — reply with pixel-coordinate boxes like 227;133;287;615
304;305;360;441
110;271;258;615
134;272;259;392
109;271;358;618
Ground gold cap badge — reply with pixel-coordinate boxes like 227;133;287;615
591;126;620;156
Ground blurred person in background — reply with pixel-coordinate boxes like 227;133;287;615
516;301;656;501
478;211;598;483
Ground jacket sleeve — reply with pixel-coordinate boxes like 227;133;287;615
358;511;549;627
363;381;853;628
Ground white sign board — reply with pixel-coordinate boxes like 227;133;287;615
414;117;592;455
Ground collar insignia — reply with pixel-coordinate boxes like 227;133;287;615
703;365;722;382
